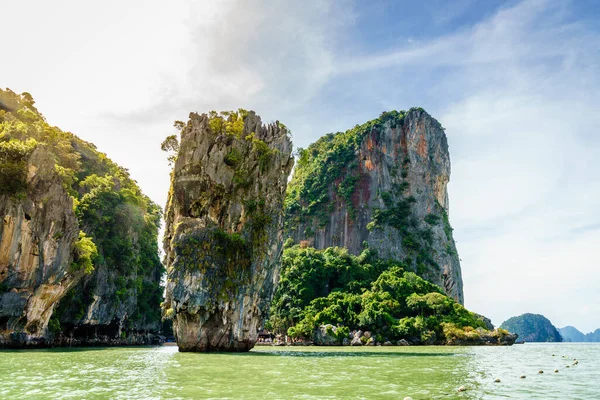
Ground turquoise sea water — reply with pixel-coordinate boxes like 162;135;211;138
0;343;598;399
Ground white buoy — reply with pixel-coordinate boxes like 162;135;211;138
494;378;501;383
404;397;413;400
554;369;559;373
458;385;467;392
538;370;544;374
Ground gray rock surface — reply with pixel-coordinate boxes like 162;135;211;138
351;336;363;346
313;324;341;346
474;313;495;331
163;111;293;352
0;148;83;347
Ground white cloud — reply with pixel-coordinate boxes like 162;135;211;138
433;1;600;331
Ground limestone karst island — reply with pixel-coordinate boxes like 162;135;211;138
0;91;512;350
1;2;599;398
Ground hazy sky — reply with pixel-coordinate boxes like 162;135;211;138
2;0;599;332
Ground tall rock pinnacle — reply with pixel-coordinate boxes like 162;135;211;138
162;110;294;351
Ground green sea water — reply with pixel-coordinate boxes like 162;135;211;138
0;343;597;399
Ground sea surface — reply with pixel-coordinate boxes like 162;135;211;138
0;343;598;399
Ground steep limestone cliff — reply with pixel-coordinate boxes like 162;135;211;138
51;140;165;346
0;88;164;346
0;147;83;347
163;110;293;351
285;109;463;303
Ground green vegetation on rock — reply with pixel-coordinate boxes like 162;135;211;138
70;231;98;274
207;109;248;138
285;110;408;227
0;138;37;196
172;227;251;301
283;108;455;289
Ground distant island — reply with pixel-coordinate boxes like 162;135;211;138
559;326;600;342
500;313;562;343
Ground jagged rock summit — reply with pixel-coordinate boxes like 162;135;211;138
163;110;294;352
285;108;463;303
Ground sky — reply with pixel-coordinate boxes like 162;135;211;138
1;0;599;332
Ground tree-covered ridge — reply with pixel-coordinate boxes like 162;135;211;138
269;245;502;345
500;313;563;343
559;326;600;342
0;88;164;333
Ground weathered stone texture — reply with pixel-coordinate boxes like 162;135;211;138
163;111;293;351
0;148;82;346
287;109;464;303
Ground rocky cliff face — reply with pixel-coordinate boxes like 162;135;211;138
0;88;165;347
0;148;82;347
285;109;463;303
51;141;165;346
163;110;293;351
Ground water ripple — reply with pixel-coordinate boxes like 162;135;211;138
0;344;597;399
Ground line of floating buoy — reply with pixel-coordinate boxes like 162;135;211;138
448;353;580;395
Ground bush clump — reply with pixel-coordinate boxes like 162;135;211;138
272;245;488;344
0;138;37;196
71;231;98;274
